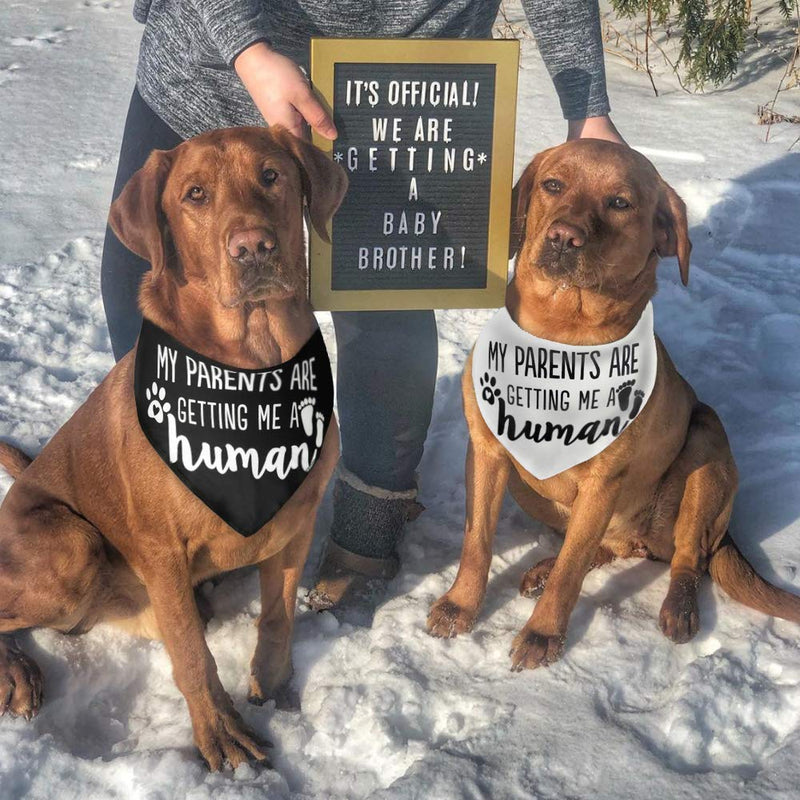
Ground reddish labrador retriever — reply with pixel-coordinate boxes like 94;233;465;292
428;140;800;669
0;126;347;769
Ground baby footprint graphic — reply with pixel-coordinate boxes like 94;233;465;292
314;411;325;447
298;397;316;436
615;380;635;411
628;389;645;420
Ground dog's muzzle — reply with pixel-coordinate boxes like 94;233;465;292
537;220;587;276
227;227;278;270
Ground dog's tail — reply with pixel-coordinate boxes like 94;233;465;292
709;532;800;623
0;443;33;480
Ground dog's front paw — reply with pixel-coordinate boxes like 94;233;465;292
0;642;43;720
659;576;700;644
249;640;297;709
248;679;300;711
519;557;557;598
248;661;299;710
509;627;565;671
426;596;477;639
192;701;273;771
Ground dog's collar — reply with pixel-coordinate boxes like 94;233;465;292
137;317;318;374
497;302;654;349
472;302;657;479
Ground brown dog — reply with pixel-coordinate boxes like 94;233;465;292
0;126;347;769
428;139;800;669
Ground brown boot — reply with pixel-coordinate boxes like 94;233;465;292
306;540;400;611
307;469;424;612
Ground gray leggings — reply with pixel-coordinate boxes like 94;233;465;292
101;89;437;496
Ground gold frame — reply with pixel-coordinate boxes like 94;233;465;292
309;38;519;311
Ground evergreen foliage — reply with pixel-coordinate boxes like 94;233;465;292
609;0;797;88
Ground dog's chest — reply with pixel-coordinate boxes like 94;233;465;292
185;510;298;578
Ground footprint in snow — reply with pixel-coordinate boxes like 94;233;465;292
9;28;74;48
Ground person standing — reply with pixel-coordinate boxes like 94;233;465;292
103;0;623;609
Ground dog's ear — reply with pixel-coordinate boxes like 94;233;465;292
654;180;691;286
109;149;174;280
509;149;550;261
271;126;348;243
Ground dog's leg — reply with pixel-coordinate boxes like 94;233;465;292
0;498;108;718
520;546;615;598
659;404;736;643
510;476;624;670
427;440;511;638
248;422;338;708
248;521;316;710
144;554;272;771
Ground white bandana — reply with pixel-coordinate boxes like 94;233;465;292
472;303;657;479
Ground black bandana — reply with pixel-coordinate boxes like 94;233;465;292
134;318;334;536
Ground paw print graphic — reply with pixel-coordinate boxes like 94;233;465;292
480;372;501;405
145;382;171;424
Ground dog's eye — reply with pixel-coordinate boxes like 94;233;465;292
262;168;279;186
185;186;206;204
608;196;631;210
542;179;563;195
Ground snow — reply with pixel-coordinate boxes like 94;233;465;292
1;1;800;798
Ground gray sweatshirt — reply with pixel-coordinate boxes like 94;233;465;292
132;0;610;140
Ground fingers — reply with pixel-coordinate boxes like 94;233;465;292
263;103;308;140
236;46;337;140
292;89;338;140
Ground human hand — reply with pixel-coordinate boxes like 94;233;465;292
567;115;625;145
234;41;337;140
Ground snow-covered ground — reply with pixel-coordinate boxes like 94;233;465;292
2;1;800;798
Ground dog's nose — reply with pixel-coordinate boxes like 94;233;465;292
227;228;277;262
546;221;586;252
